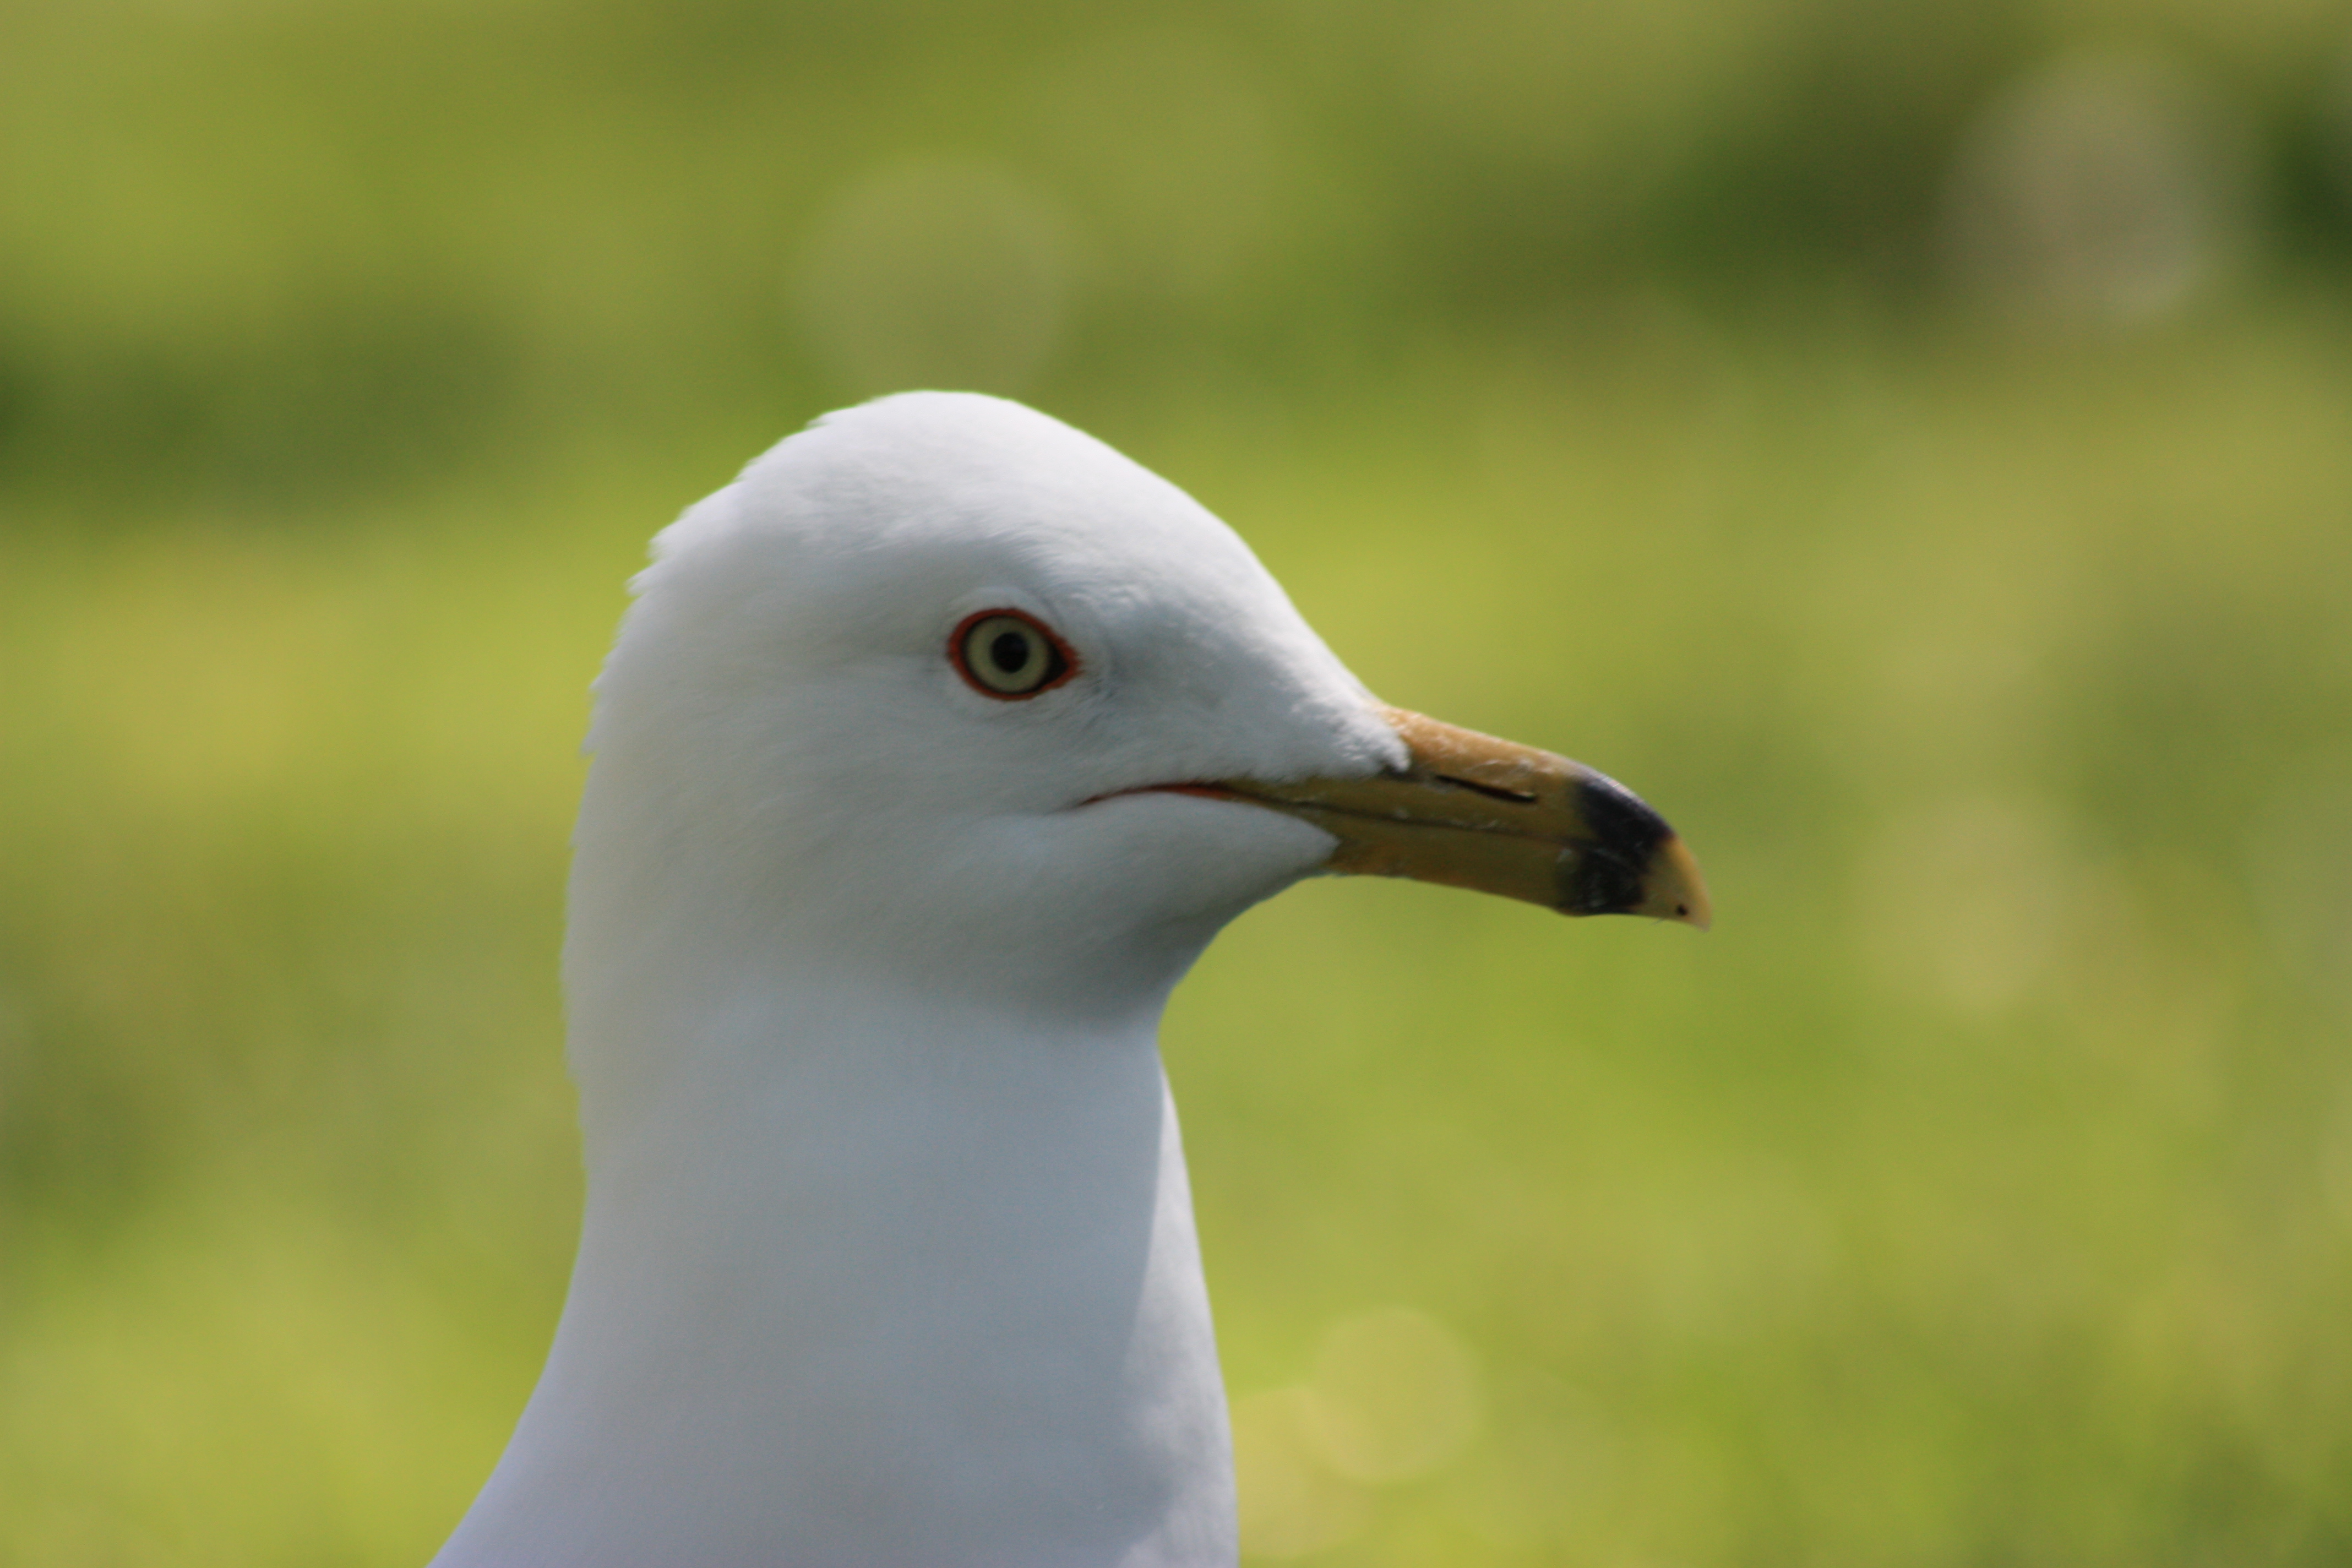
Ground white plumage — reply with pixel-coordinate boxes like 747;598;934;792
432;393;1703;1567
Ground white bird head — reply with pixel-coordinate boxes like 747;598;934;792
573;392;1705;1041
573;393;1409;1032
439;391;1707;1568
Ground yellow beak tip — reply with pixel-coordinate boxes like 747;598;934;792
1643;836;1712;932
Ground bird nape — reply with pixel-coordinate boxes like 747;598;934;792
429;392;1708;1568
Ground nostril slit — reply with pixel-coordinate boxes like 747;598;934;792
1434;773;1539;805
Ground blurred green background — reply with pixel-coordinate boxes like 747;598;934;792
5;1;2352;1562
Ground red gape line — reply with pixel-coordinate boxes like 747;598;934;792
1076;781;1243;808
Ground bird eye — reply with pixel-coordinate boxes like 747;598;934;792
950;609;1076;699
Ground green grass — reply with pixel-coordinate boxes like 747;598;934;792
4;301;2350;1564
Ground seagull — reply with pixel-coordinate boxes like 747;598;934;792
429;392;1708;1568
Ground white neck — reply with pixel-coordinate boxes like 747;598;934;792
432;964;1236;1568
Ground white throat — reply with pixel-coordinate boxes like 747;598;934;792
433;954;1236;1568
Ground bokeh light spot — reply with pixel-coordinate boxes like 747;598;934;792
794;158;1076;395
1859;795;2075;1017
1300;1305;1483;1484
1940;55;2257;330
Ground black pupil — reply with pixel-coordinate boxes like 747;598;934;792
989;630;1032;674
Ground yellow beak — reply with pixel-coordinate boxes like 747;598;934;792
1216;707;1711;928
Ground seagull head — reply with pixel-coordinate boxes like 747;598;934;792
572;391;1707;1032
439;391;1713;1568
